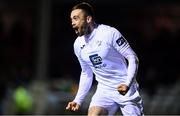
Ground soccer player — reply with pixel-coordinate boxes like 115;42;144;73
66;2;144;116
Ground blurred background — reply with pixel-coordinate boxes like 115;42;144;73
0;0;179;115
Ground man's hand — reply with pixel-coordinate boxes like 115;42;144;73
66;101;80;111
117;84;129;95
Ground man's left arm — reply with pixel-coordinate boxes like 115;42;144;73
122;47;139;87
109;28;139;94
110;29;139;87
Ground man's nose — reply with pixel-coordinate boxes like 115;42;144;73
72;21;75;27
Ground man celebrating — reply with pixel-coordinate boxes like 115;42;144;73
66;2;144;116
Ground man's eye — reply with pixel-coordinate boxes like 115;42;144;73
74;18;78;21
73;16;79;21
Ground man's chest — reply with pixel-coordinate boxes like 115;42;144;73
80;37;111;67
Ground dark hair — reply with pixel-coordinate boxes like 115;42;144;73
72;2;95;19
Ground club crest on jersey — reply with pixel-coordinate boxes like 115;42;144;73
80;45;85;49
96;40;102;46
89;54;106;68
116;36;126;46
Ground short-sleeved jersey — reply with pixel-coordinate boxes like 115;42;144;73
74;24;137;90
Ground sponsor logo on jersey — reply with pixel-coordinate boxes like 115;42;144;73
89;54;106;68
116;36;126;46
89;54;102;65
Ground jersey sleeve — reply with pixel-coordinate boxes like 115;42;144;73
110;28;130;55
73;40;94;105
109;28;139;87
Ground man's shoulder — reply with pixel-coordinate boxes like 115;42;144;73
73;36;84;50
98;24;111;29
97;24;119;33
74;36;83;44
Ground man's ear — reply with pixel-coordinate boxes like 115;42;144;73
86;16;92;23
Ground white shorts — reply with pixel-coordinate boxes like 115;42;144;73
89;85;143;116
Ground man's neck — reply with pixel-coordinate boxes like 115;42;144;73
84;23;97;39
90;22;97;32
85;22;97;36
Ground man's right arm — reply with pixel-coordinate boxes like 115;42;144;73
66;64;93;111
66;40;93;111
73;61;93;104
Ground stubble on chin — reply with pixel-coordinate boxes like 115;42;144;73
74;24;90;36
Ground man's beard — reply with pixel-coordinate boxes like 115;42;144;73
75;24;90;36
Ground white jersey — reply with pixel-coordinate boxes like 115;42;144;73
73;24;139;105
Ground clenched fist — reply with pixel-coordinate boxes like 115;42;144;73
117;84;129;95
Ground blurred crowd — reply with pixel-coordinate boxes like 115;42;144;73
0;1;180;115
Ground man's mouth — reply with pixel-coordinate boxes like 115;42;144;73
74;27;79;34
